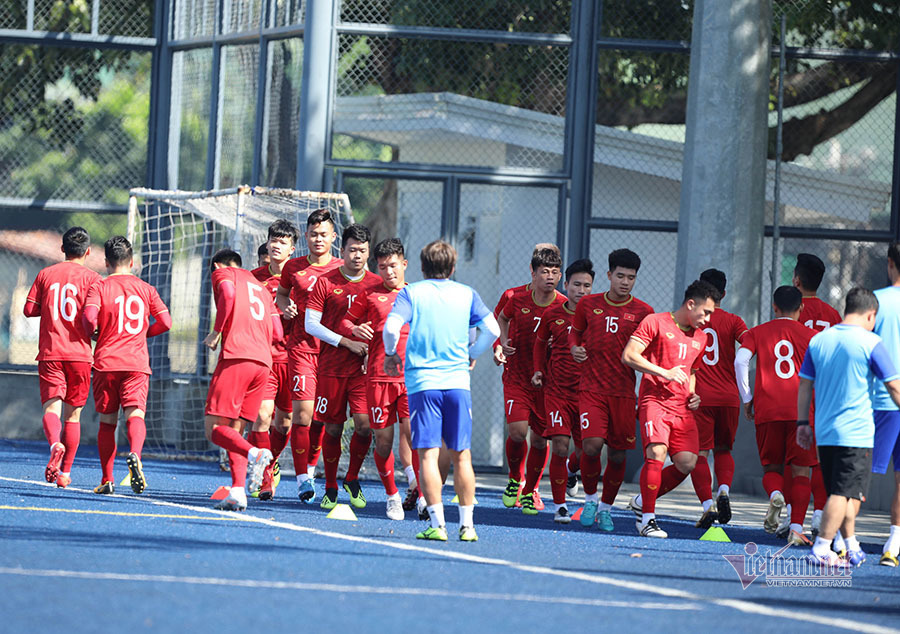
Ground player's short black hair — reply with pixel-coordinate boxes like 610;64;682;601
888;242;900;272
608;248;641;273
699;268;727;294
565;258;595;282
268;219;300;246
342;223;370;245
61;226;91;258
683;279;722;305
257;243;268;258
794;253;826;291
374;237;404;260
211;248;242;271
844;287;878;316
531;247;562;272
421;240;456;279
773;285;802;313
104;235;133;267
307;209;335;231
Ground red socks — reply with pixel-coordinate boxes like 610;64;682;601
523;444;549;494
713;449;735;488
97;422;117;483
61;421;80;472
229;452;248;488
411;447;421;489
346;432;372;481
248;431;270;451
374;450;398;495
549;453;568;505
210;425;253;457
790;474;811;525
125;417;146;458
690;455;713;502
322;431;342;489
762;471;783;497
811;465;827;510
600;459;627;506
308;421;325;471
289;425;310;474
270;428;289;460
505;437;527;482
580;453;602;496
640;458;664;514
42;411;61;445
658;464;688;497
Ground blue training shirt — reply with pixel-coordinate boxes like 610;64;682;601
799;324;899;447
873;286;900;411
389;279;491;394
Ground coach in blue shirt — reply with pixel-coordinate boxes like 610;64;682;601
797;287;900;567
383;240;500;542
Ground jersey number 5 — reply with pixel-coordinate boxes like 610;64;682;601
247;282;266;321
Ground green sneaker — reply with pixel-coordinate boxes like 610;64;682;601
271;460;281;489
459;525;478;542
520;491;538;515
320;487;338;510
502;478;521;508
342;479;367;509
416;526;448;541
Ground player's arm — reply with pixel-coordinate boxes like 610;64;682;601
340;294;373;341
621;337;689;385
687;368;701;410
383;287;412;376
204;278;235;349
81;283;101;340
23;273;42;317
469;291;501;360
870;341;900;409
270;301;284;343
147;288;171;338
796;351;816;449
531;318;552;387
276;275;297;319
568;299;588;363
734;346;755;421
497;308;516;356
491;292;511;364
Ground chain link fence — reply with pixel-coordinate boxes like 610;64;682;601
168;48;213;191
599;0;693;42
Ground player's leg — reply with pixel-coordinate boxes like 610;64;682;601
520;426;549;514
786;464;812;544
756;421;787;533
399;415;420;511
635;441;669;538
54;361;90;487
689;407;716;527
314;375;350;509
411;390;449;541
598;395;637;529
122;403;148;495
712;406;739;523
250;398;275;499
288;350;318;500
808;445;851;564
442;389;477;541
38;361;66;483
578;392;606;525
502;382;530;505
92;371;119;493
119;371;149;465
344;375;372;508
885;470;900;566
548;434;572;523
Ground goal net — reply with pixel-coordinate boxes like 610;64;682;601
127;186;353;463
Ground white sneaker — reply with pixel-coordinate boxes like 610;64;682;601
554;506;572;524
416;496;428;520
764;491;785;533
215;488;247;511
811;511;822;536
386;494;404;520
636;519;667;538
627;495;642;519
247;448;273;493
775;515;791;538
566;474;579;497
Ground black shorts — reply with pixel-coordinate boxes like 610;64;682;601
817;445;873;501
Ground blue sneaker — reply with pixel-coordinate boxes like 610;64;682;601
580;501;598;527
299;479;316;503
597;509;614;532
847;549;867;567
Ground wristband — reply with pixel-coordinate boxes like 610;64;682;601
796;419;810;426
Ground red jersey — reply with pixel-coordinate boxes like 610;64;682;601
694;308;749;407
307;268;381;377
500;289;565;387
569;293;654;397
494;283;530;347
213;267;274;367
740;318;814;424
279;255;343;353
85;274;169;374
343;283;409;383
631;312;707;415
251;265;290;364
534;301;579;394
25;261;101;362
800;296;841;332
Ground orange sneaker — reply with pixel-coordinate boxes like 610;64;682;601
533;489;545;511
56;473;72;489
45;442;65;483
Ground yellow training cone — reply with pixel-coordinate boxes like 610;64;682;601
326;503;358;521
119;472;131;487
699;526;731;542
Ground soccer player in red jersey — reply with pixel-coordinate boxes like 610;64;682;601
249;220;300;500
202;249;281;511
340;238;417;520
81;236;171;495
569;249;653;530
623;280;720;538
792;253;841;537
735;286;817;543
24;227;102;488
497;248;564;513
532;258;594;523
691;269;749;528
305;224;381;510
276;209;343;502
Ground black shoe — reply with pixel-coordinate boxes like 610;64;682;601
695;507;718;529
402;486;418;511
93;481;115;495
566;474;579;497
716;491;732;524
126;452;146;494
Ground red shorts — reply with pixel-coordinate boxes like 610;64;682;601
580;392;638;450
639;401;699;455
503;381;544;434
315;374;367;425
694;405;740;451
543;389;581;445
367;380;409;429
38;360;92;407
206;359;269;422
755;420;818;467
263;362;293;413
288;349;318;401
93;370;149;415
